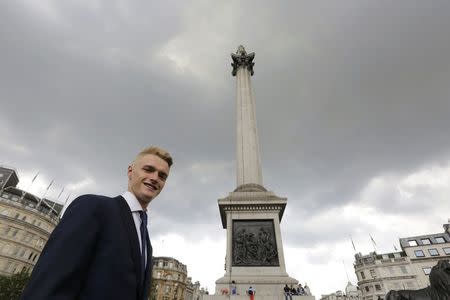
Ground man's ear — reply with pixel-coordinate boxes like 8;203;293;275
127;165;132;180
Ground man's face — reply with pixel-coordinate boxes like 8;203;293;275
127;154;170;208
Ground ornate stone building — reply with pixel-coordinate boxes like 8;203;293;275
184;277;207;300
354;221;450;300
398;220;450;288
354;251;418;300
151;256;202;300
0;166;62;276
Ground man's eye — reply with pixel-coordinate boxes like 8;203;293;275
145;166;156;172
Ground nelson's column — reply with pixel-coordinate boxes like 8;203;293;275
207;46;312;299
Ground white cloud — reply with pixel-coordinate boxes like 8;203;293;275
18;0;63;24
66;177;95;191
152;233;226;293
155;0;239;83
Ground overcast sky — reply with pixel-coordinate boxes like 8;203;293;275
1;0;450;297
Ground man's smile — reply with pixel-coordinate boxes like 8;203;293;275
143;182;157;191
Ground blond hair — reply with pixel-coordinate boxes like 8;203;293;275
135;146;173;167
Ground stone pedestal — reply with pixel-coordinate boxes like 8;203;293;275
215;184;298;296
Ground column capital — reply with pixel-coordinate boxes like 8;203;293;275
231;45;255;76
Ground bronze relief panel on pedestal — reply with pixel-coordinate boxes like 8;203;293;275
232;220;279;266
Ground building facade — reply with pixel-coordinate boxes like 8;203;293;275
185;277;207;300
151;256;207;300
320;282;361;300
354;221;450;300
0;166;62;276
354;251;418;300
399;221;450;288
151;256;191;300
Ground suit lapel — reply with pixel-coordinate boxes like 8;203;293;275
116;196;143;297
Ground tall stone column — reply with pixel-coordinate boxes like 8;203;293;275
232;46;263;188
211;46;301;298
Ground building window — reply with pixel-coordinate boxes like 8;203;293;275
414;250;425;257
388;266;396;275
428;248;439;256
421;238;431;245
364;286;369;292
369;269;376;278
435;237;445;244
375;284;381;291
408;240;418;246
360;271;366;280
400;266;408;274
443;247;450;255
422;267;432;275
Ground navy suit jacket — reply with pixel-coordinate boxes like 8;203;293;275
21;195;152;300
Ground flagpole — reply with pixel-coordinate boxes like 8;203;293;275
57;193;71;218
393;238;398;251
21;171;39;200
369;234;377;252
350;235;357;253
36;179;54;209
342;260;350;282
47;187;65;216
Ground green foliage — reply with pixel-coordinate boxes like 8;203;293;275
0;271;31;300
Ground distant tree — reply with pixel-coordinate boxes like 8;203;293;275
0;271;31;300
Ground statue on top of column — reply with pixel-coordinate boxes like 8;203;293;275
231;45;255;76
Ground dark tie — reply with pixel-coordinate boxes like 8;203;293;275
138;210;148;281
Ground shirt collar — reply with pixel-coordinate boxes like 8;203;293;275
122;191;145;212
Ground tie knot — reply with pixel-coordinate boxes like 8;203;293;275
139;210;148;226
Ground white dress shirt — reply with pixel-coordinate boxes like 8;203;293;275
122;191;147;266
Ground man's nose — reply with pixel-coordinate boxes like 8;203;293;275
147;171;159;180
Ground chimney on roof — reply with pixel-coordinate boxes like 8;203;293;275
444;220;450;234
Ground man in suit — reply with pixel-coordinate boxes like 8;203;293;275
21;146;173;300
